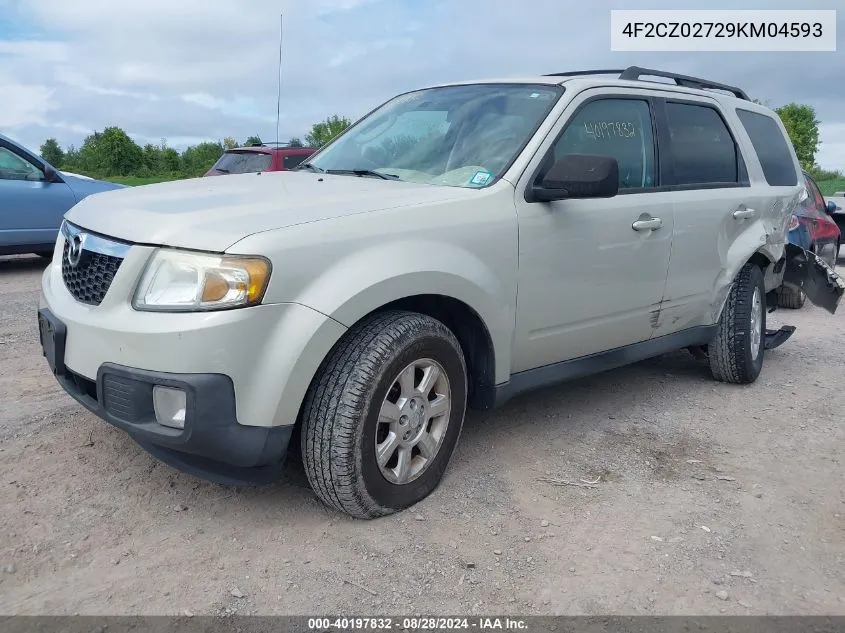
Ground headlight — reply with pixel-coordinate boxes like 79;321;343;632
132;249;271;312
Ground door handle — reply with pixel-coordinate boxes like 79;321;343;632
733;208;756;220
632;217;663;231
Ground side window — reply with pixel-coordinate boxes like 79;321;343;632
735;109;798;186
283;154;308;170
803;174;825;212
665;102;738;186
0;146;44;182
552;99;655;190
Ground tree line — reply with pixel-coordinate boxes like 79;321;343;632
38;115;353;180
36;103;842;184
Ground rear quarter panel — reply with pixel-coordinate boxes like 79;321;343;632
715;103;804;305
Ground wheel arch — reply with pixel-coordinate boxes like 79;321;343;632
286;293;500;466
713;244;781;325
372;294;497;410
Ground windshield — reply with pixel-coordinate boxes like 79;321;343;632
211;151;272;174
307;83;562;188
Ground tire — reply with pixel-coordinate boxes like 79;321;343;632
709;263;766;384
35;252;53;259
776;285;805;309
300;310;467;519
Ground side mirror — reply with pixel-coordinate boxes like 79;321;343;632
530;154;619;203
827;200;840;213
42;164;61;183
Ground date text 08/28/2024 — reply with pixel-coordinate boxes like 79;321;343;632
307;617;528;631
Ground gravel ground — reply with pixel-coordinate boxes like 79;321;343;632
0;252;843;616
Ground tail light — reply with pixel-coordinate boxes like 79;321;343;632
788;214;800;231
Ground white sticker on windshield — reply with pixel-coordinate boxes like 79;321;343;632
469;170;493;186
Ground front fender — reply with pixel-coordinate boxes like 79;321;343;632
291;240;514;384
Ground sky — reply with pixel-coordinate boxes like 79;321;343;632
0;0;843;169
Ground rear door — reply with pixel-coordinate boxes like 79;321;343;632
0;140;76;250
653;97;780;336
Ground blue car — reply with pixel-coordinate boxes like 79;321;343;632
0;133;125;257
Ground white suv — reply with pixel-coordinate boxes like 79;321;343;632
38;67;843;518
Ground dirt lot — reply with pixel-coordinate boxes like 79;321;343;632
1;253;843;616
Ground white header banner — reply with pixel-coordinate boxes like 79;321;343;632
610;10;836;52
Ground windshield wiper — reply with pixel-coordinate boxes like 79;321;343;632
214;168;230;173
293;162;325;173
325;168;400;181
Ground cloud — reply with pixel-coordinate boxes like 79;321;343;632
0;39;68;62
0;81;57;127
1;0;843;170
182;93;225;110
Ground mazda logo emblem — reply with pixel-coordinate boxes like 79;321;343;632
67;234;84;267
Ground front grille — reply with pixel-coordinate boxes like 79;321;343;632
61;240;124;305
65;369;98;402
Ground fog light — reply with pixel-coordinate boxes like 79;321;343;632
153;386;186;429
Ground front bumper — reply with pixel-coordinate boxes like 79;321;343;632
45;339;292;484
38;235;348;484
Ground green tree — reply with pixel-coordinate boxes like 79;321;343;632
161;147;181;174
288;137;304;148
141;143;163;174
181;141;225;177
244;135;262;146
40;138;64;168
775;103;820;170
223;136;238;149
63;145;80;171
77;127;143;176
305;115;352;148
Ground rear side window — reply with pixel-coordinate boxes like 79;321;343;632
283;153;309;170
665;102;739;185
735;109;798;186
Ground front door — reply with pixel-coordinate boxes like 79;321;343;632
511;92;674;373
0;142;76;250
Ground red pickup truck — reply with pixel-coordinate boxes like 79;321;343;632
204;143;316;176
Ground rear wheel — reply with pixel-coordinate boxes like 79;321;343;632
776;285;805;309
709;263;766;384
300;311;467;519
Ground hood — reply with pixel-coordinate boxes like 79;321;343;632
61;171;94;180
65;171;480;252
63;173;127;200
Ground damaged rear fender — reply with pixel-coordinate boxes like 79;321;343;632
781;243;844;314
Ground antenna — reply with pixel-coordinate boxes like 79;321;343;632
275;12;283;147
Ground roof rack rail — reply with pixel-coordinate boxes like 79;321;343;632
544;69;627;78
619;66;750;100
544;66;750;101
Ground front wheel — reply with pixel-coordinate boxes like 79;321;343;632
709;263;766;384
300;311;467;519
